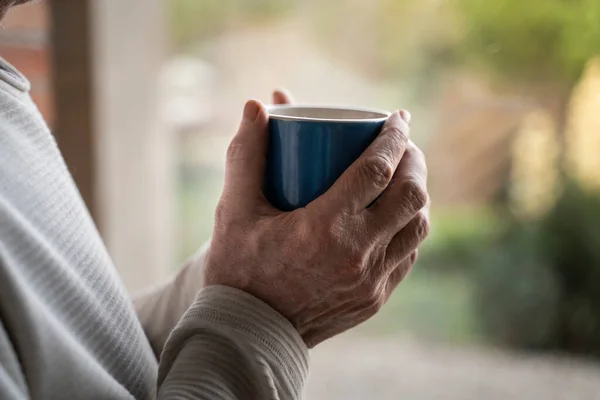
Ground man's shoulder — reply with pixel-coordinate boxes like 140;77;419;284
0;56;30;94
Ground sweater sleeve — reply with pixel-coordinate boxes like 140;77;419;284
133;244;211;357
156;285;309;400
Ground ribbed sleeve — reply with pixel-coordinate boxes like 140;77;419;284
157;286;309;399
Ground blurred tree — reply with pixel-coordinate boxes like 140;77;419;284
455;0;600;357
307;0;457;103
378;0;457;80
509;110;561;218
540;183;600;356
473;183;600;357
565;57;600;191
456;0;600;139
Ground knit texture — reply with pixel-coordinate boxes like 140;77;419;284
0;57;308;399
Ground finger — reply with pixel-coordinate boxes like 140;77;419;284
222;100;271;208
384;252;417;301
384;211;430;268
368;140;428;237
273;88;294;105
312;110;410;213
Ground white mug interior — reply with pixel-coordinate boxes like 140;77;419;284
267;105;390;123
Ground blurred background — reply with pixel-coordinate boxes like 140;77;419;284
3;0;600;398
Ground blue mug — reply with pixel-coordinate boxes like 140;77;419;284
264;105;391;211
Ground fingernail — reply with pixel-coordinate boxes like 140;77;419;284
399;110;411;124
243;100;261;122
386;111;402;124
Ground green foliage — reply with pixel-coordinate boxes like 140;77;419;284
421;185;600;356
418;209;503;273
538;183;600;354
169;0;296;49
456;0;600;84
473;221;562;349
472;183;600;356
360;269;478;343
561;0;600;81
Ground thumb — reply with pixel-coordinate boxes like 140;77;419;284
223;100;270;207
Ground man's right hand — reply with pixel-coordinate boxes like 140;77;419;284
204;93;429;348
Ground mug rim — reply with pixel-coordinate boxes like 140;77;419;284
266;104;391;123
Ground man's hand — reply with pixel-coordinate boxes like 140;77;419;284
205;90;429;348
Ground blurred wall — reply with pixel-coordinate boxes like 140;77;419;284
0;2;53;126
91;0;174;292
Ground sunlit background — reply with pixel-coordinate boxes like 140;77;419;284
3;0;600;398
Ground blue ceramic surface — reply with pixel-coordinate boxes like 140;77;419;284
264;105;390;211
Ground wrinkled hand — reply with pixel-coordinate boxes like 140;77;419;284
205;90;430;348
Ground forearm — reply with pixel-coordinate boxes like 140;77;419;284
157;286;309;399
133;243;210;356
133;243;309;398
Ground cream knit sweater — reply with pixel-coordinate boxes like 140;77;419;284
0;57;308;400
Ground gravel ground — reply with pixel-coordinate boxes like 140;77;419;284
305;336;600;400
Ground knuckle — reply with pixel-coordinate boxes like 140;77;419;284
412;211;431;240
409;251;419;265
341;248;368;279
310;212;344;246
400;179;428;212
362;156;394;188
335;247;371;287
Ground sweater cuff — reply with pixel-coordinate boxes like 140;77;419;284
159;285;309;395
